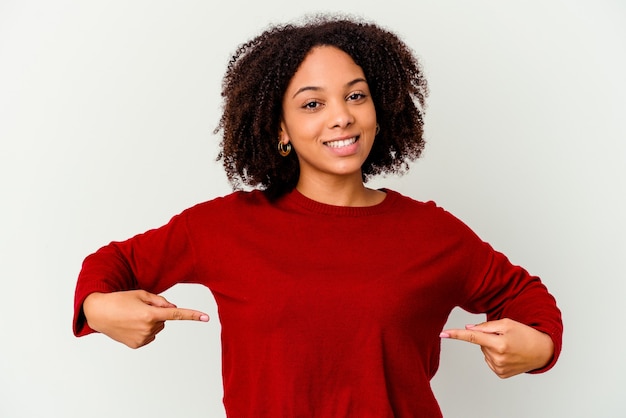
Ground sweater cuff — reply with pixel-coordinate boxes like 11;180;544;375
72;283;120;337
526;325;562;374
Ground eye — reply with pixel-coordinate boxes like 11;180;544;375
302;100;323;110
347;92;367;102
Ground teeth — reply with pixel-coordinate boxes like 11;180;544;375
325;137;357;148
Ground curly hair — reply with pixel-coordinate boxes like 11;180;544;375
215;13;429;199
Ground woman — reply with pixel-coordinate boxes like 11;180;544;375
73;15;562;417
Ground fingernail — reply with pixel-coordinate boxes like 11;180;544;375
200;314;209;322
465;324;476;329
439;332;450;338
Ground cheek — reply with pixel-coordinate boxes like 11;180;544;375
366;105;378;126
285;116;323;142
354;103;377;125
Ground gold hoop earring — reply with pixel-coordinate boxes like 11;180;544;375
375;123;380;135
278;140;292;157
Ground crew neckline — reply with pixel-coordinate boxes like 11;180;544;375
279;188;398;216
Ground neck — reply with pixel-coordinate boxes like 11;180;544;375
295;172;384;207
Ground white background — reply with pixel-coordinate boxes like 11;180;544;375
1;1;624;417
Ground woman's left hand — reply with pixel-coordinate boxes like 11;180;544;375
440;318;554;378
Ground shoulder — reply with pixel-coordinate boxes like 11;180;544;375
384;189;480;238
384;188;434;209
384;189;448;218
181;189;270;218
199;189;268;206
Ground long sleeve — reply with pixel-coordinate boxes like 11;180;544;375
72;210;199;336
457;235;563;373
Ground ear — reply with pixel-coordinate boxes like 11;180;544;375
279;120;290;143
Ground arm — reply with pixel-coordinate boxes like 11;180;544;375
439;223;563;377
73;209;209;346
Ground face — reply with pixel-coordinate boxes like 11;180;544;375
280;46;377;185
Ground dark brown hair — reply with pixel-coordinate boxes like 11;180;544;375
215;14;428;199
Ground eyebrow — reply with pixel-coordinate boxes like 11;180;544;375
291;77;368;99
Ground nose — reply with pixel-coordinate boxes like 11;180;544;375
328;100;354;129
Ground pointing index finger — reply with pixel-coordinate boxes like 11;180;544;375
155;307;210;322
439;327;497;347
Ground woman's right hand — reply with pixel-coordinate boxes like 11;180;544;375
83;290;209;349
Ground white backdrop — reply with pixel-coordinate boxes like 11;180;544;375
1;1;625;417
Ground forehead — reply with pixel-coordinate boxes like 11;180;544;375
286;46;366;89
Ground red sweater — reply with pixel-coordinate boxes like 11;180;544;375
73;189;562;417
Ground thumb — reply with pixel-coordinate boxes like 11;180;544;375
136;290;177;309
466;320;505;335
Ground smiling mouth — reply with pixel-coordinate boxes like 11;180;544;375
324;136;359;148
